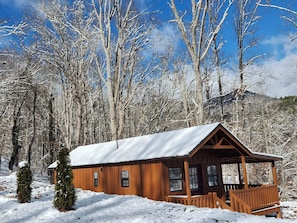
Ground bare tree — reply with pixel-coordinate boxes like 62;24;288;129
31;0;98;149
168;0;233;125
0;20;26;37
0;19;27;170
0;52;42;170
259;2;297;40
208;1;228;122
92;0;153;140
253;99;297;199
170;60;196;127
233;0;261;133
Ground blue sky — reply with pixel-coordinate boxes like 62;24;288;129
2;0;296;55
0;0;296;97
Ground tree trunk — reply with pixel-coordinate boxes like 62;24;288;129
27;89;37;165
194;64;205;125
9;117;20;170
48;94;55;164
9;97;25;171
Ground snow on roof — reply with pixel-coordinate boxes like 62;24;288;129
251;151;283;160
49;122;221;168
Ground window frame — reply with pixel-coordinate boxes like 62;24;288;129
94;172;98;187
207;165;219;187
168;167;183;192
121;170;130;187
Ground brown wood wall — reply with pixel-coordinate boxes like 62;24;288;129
163;152;225;198
72;167;104;192
194;151;225;197
71;161;168;201
57;149;226;200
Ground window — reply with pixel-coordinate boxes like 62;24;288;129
94;172;98;187
169;168;183;192
121;170;129;187
207;165;218;186
189;167;199;191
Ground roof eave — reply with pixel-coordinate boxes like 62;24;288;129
49;155;191;169
248;152;283;162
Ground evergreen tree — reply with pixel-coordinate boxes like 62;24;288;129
54;145;76;211
16;161;32;203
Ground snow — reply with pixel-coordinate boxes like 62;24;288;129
18;161;28;168
252;151;283;160
1;157;297;223
50;122;221;168
50;122;276;169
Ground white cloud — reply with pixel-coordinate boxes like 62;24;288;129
218;54;297;98
262;34;297;59
149;24;180;55
251;34;297;97
259;55;297;98
136;0;150;11
214;34;297;98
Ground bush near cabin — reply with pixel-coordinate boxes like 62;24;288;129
54;146;76;211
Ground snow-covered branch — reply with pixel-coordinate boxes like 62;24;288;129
0;22;27;37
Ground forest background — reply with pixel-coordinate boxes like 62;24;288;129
0;0;296;200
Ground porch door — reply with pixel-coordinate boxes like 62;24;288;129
189;165;203;195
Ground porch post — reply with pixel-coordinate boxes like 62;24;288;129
184;160;191;203
237;163;242;185
272;161;278;185
241;156;248;189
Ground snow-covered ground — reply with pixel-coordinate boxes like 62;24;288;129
1;160;297;223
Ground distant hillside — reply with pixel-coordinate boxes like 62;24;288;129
277;96;297;114
207;90;273;107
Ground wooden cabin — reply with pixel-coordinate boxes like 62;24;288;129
49;122;282;218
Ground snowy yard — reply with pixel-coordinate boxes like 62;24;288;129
1;164;297;222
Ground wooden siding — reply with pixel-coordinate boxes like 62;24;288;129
61;150;241;202
191;152;224;198
72;167;104;192
70;161;168;201
140;162;167;200
163;153;225;198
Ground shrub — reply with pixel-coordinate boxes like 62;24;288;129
16;161;32;203
53;146;76;211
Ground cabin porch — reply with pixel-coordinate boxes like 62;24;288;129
166;184;282;218
165;154;282;218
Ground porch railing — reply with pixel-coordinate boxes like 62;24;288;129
165;192;233;211
224;184;243;200
230;184;279;211
229;190;252;214
223;184;261;200
229;184;281;217
166;185;281;217
165;194;214;207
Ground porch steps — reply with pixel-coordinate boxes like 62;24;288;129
252;204;281;218
229;185;282;218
